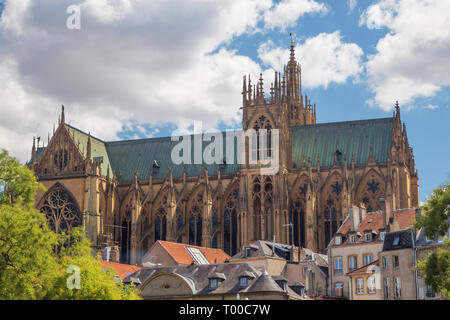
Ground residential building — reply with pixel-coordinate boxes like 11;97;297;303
328;205;416;298
230;240;328;296
139;240;230;267
28;40;419;265
347;260;382;300
123;262;301;300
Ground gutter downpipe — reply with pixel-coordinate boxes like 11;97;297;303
328;247;332;296
413;231;418;300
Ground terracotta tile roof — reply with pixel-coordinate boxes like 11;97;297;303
100;260;142;279
330;208;416;247
158;241;230;265
347;260;379;276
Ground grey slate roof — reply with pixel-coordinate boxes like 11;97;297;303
382;228;415;251
123;262;297;297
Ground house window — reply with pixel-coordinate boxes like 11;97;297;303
393;236;400;246
367;277;376;294
365;233;372;242
239;277;248;288
393;255;399;268
356;278;364;295
383;256;389;269
394;277;401;299
384;278;390;299
334;257;342;275
209;278;218;290
425;285;435;298
335;283;343;297
364;254;373;265
349;256;357;272
350;235;357;243
335;236;341;245
380;232;386;241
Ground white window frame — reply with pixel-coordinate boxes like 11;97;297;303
364;254;373;265
384;278;390;299
356;278;364;295
334;257;342;274
380;232;386;241
394;277;401;299
367;277;376;294
365;233;372;242
335;236;341;245
349;256;357;272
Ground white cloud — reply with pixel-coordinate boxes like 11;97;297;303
258;31;364;89
361;0;450;111
348;0;357;13
263;0;328;30
425;104;439;110
0;0;271;163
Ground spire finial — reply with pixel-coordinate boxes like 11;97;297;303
86;132;92;160
61;105;65;124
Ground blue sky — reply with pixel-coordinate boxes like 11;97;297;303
0;0;449;203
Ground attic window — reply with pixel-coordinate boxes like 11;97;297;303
209;278;218;290
335;235;342;245
380;232;386;241
93;156;103;164
393;236;400;246
186;247;209;265
350;235;357;243
365;233;372;242
239;277;248;288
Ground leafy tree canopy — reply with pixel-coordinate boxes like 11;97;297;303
0;149;141;300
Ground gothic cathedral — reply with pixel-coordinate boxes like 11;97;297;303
29;41;419;264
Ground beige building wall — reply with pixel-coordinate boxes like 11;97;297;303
329;242;382;298
348;272;383;300
378;248;416;300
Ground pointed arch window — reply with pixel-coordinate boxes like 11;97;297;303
211;205;219;249
252;115;273;160
189;192;203;246
358;173;385;213
292;183;307;247
155;208;167;241
121;207;132;263
224;188;239;255
39;184;82;234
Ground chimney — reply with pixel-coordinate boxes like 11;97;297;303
380;197;391;229
349;206;361;232
109;245;120;263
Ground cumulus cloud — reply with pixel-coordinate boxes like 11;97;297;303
360;0;450;111
0;0;272;162
263;0;328;30
258;31;364;89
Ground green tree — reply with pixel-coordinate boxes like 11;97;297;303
415;183;450;239
0;149;141;300
415;183;450;299
417;239;450;299
0;150;44;207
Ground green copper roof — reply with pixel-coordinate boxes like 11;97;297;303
65;124;111;177
291;118;393;168
105;133;242;182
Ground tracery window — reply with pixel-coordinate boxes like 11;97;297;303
121;206;132;263
189;192;203;246
39;184;82;234
54;149;68;171
252;177;262;240
292;180;307;247
154;207;167;241
224;188;238;255
322;175;343;247
176;209;183;243
358;173;385;212
252;115;273;160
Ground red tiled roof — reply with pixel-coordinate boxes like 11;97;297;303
331;208;416;247
100;260;142;279
158;241;230;265
347;260;379;276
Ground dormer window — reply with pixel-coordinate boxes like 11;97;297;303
209;278;218;290
239;277;248;288
335;235;342;245
393;236;400;246
380;232;386;241
365;233;372;242
350;235;357;243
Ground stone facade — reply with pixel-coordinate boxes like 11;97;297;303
29;41;419;265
